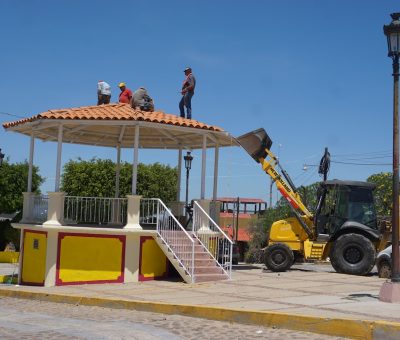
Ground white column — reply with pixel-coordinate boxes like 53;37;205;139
27;131;35;192
197;199;212;232
115;144;121;198
43;192;65;227
201;135;207;199
213;144;219;201
177;148;182;202
55;125;63;192
124;234;140;282
20;192;35;223
124;195;143;229
132;125;139;195
44;230;58;287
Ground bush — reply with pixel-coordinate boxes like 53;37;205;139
0;220;20;251
245;247;265;264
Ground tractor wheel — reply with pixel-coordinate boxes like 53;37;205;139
330;233;376;275
264;243;294;272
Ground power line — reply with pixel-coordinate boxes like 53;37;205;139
335;155;391;161
0;111;25;119
304;160;392;166
332;150;392;157
331;160;392;166
299;166;319;186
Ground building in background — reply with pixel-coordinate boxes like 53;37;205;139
218;197;267;261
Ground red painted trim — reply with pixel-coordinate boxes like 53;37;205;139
56;232;126;286
139;236;169;281
20;229;48;286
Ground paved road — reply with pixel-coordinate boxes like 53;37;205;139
0;297;346;339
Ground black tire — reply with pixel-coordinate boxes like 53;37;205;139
264;243;294;272
330;233;376;275
378;260;391;279
293;251;305;264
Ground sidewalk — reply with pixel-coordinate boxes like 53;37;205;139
1;263;399;339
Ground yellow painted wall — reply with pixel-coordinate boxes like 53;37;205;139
21;230;47;285
0;251;19;263
57;234;124;284
140;237;167;280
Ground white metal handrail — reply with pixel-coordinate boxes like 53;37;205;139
141;198;195;282
32;194;48;223
193;201;233;278
139;198;158;225
64;196;127;225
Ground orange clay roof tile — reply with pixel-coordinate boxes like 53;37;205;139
2;103;223;131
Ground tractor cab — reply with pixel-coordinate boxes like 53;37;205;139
315;180;378;237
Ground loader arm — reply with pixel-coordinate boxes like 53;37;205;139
236;128;315;238
260;148;313;219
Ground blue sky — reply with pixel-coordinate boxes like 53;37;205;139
0;0;398;205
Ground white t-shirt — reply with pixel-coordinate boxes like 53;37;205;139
97;81;111;95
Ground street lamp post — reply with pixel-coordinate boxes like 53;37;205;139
380;13;400;303
0;149;4;167
384;13;400;283
184;151;193;216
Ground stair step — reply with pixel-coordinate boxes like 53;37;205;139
156;229;230;284
191;259;218;266
177;252;212;260
169;244;205;250
193;266;224;274
194;273;229;283
161;238;199;246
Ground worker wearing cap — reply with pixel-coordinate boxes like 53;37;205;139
179;67;196;119
118;82;133;105
97;80;111;105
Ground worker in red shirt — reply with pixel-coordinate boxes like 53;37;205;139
118;82;133;105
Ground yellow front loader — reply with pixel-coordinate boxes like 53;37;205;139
236;128;390;275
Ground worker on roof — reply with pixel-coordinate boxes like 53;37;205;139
97;80;111;105
118;82;133;105
132;87;154;112
179;67;196;119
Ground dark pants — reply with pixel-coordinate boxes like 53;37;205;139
98;94;111;105
179;92;193;119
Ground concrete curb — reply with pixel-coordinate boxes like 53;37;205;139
0;287;399;339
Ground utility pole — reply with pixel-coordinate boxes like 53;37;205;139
318;147;330;181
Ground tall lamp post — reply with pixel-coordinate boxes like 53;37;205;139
385;13;400;282
184;151;193;216
380;13;400;302
0;149;5;167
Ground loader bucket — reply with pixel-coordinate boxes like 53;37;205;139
236;128;273;163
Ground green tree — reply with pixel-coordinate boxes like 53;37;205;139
297;182;320;213
367;172;392;217
61;158;178;203
0;160;43;251
61;158;116;198
0;160;43;213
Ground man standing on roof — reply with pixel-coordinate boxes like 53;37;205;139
97;80;111;105
118;82;133;105
179;67;196;119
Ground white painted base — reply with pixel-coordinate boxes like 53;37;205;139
43;220;62;227
123;223;143;230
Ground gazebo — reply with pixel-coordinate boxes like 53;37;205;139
3;104;239;286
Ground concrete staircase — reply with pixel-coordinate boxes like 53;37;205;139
155;230;229;283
